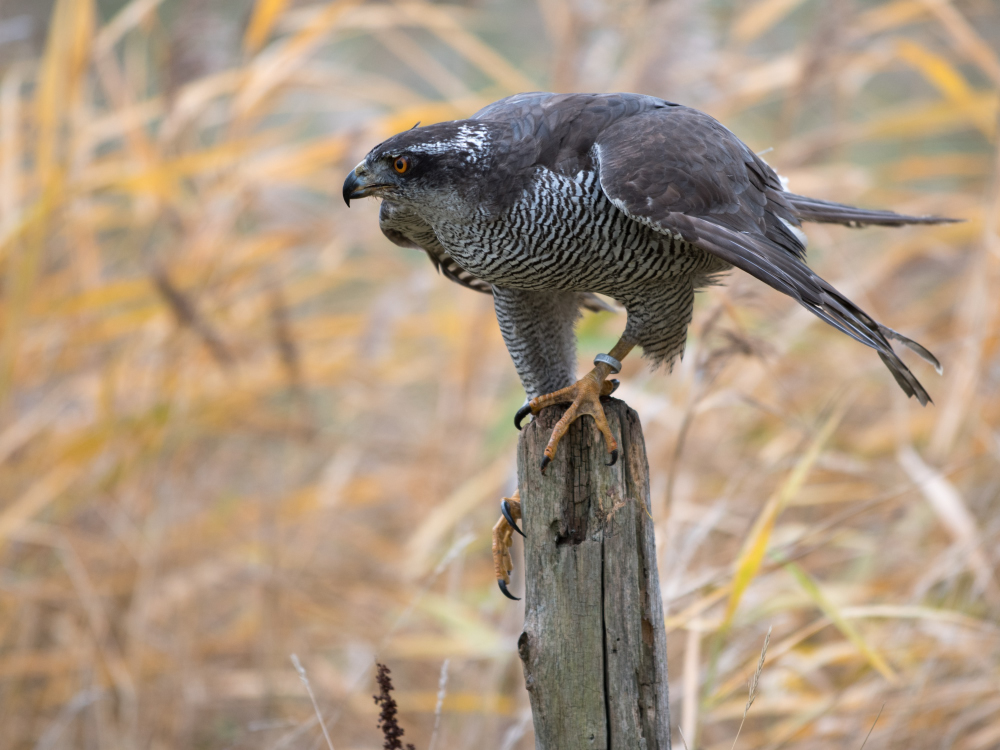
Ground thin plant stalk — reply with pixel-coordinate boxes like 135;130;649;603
428;657;450;750
859;704;885;750
290;654;335;750
731;626;771;750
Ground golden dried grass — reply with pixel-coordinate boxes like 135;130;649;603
0;0;997;748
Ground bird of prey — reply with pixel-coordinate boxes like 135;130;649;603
343;92;950;599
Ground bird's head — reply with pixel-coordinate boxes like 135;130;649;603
343;120;497;214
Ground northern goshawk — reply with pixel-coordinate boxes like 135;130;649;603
343;92;950;599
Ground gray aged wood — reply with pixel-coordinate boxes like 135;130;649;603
516;398;670;750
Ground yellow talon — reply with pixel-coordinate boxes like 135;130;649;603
492;490;522;600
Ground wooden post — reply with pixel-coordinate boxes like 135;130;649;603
516;398;671;749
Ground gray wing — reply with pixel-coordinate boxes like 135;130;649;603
591;106;942;404
472;92;676;181
473;92;955;230
378;200;615;313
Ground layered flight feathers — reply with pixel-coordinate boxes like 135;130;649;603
588;105;943;403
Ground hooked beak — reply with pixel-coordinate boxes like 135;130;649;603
343;165;386;207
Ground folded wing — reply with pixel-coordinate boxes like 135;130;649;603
593;106;942;404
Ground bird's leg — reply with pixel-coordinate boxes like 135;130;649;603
492;489;524;600
516;338;635;473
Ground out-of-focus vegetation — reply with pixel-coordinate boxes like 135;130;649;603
0;0;997;748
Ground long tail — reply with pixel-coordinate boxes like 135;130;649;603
669;213;944;405
785;193;961;227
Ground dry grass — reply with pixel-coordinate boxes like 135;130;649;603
0;0;998;748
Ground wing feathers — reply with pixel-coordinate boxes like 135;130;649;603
643;211;934;405
592;106;939;404
579;293;619;314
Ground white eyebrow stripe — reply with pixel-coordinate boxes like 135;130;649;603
401;124;490;163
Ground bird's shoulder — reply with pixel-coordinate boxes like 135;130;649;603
469;92;803;255
472;92;680;177
591;104;804;255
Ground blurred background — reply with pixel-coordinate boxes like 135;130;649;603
0;0;997;748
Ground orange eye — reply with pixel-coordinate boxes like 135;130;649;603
393;156;410;174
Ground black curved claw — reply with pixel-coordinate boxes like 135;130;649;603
514;403;533;431
498;579;521;601
501;499;525;537
607;449;618;467
539;455;551;475
605;379;620;397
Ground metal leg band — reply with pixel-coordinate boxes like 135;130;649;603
594;353;622;374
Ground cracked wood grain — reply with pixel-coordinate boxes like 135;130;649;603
517;398;670;750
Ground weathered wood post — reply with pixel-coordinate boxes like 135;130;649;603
516;398;670;749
